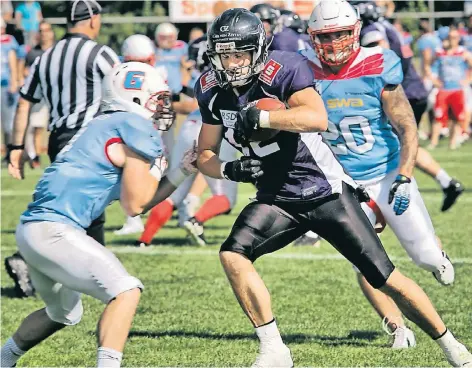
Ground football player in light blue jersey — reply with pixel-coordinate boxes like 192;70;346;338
303;1;471;362
428;28;472;149
0;62;197;368
155;22;188;95
137;35;239;247
1;18;19;159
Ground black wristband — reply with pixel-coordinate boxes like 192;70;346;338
222;161;236;181
7;144;25;151
171;93;181;102
181;85;194;98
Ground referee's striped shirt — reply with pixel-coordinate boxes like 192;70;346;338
20;32;120;132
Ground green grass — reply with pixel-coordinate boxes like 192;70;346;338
1;141;472;367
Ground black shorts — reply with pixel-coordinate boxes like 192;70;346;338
409;98;428;126
221;183;395;289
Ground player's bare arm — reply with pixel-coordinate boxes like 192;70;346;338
265;87;328;133
197;123;224;178
381;84;418;178
8;97;32;180
115;144;196;216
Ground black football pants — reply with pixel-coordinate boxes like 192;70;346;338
220;183;395;289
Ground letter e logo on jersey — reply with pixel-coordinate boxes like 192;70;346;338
221;110;238;128
259;59;283;86
200;71;218;93
124;71;145;90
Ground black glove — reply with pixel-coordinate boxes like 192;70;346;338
234;104;261;145
355;185;371;203
223;156;263;182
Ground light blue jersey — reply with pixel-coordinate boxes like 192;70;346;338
1;34;19;87
463;34;472;52
301;46;402;181
432;47;470;90
155;41;188;94
21;112;164;229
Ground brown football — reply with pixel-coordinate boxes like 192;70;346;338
249;98;285;142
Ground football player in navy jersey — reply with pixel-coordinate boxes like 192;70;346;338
195;7;472;367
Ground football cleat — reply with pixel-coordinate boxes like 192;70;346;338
251;344;293;368
441;180;464;212
133;240;150;248
114;216;144;235
442;341;472;367
391;326;417;349
183;217;207;246
433;252;455;285
5;253;35;297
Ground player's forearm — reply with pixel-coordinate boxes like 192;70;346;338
382;85;418;177
121;170;160;216
12;98;31;145
142;177;178;214
266;106;328;133
197;149;224;179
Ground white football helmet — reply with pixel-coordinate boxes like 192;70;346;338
122;34;156;66
155;22;178;49
100;62;175;131
308;0;361;66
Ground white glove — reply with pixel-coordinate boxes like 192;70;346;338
150;155;168;181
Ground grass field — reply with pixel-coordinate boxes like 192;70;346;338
1;141;471;367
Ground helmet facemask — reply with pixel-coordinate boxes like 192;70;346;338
208;28;268;88
310;21;361;66
144;92;175;131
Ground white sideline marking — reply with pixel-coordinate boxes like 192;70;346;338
2;246;472;264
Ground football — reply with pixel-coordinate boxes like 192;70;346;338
249;98;285;142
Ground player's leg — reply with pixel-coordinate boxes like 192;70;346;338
138;118;201;246
15;221;143;367
137;174;196;246
220;202;305;366
309;184;471;365
430;90;449;148
375;173;454;282
449;89;467;149
410;96;464;210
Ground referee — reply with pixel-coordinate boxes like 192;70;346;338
6;0;120;297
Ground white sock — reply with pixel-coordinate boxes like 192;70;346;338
435;169;452;189
97;347;123;368
305;231;318;239
1;337;26;367
435;329;458;350
255;319;284;348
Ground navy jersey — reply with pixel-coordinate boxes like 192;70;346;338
270;28;306;52
361;21;427;101
195;51;354;203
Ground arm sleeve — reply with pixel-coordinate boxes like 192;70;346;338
96;45;120;79
376;49;403;99
119;117;165;162
19;56;42;103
